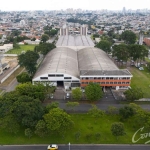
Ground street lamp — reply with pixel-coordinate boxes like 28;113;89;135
69;142;70;150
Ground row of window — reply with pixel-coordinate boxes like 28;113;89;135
81;77;130;80
81;82;130;84
38;79;79;83
40;77;72;79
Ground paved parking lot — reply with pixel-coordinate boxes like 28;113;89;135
48;87;117;105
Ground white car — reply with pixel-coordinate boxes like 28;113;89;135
139;67;144;70
47;144;58;150
66;93;70;98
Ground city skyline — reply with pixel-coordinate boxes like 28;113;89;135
0;0;150;11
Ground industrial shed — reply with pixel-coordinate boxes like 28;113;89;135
33;47;132;90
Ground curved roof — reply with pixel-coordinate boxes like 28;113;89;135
33;47;79;79
78;47;119;70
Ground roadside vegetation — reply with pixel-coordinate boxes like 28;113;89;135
0;102;149;144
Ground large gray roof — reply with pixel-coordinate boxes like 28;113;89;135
33;47;79;79
33;47;132;79
56;35;95;47
78;47;119;70
80;70;132;76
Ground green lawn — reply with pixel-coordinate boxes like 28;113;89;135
130;67;150;98
5;45;36;54
145;57;150;63
0;114;148;144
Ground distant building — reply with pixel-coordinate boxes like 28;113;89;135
24;40;40;45
144;38;150;46
60;24;69;36
0;44;13;53
80;25;88;36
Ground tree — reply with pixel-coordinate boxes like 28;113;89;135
85;82;103;101
112;44;129;65
16;83;46;102
45;102;59;113
128;44;148;64
111;122;125;139
41;34;49;43
119;106;135;120
13;95;44;128
44;108;73;134
18;50;39;75
107;106;118;115
121;30;136;44
25;128;33;139
88;105;105;119
34;43;56;55
35;120;48;137
66;102;79;111
124;88;144;101
0;114;20;134
0;91;20;118
96;40;112;53
147;62;150;71
72;88;82;100
16;72;32;83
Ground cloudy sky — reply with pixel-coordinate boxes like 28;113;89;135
0;0;150;11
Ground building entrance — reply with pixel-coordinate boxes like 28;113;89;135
57;81;64;87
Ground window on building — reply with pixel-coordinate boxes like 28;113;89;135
94;77;97;79
106;82;109;84
85;77;89;80
40;77;48;79
48;74;55;77
89;77;93;79
114;82;117;84
126;82;130;84
106;77;109;79
122;82;125;84
118;82;121;84
127;77;130;79
110;82;113;84
110;77;113;80
101;82;105;84
56;74;64;77
72;80;79;82
64;77;72;79
114;77;118;80
102;77;105;79
98;77;101;79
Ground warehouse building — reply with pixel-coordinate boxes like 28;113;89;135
33;46;132;90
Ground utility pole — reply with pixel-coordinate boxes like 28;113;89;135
69;142;70;150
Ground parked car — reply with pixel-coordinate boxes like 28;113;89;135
139;67;144;70
47;144;58;150
82;89;85;93
66;93;70;99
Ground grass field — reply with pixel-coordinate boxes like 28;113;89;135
129;66;150;98
0;114;148;144
5;45;36;54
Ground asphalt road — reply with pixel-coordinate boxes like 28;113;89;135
0;145;150;150
5;78;18;92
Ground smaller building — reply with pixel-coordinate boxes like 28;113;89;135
144;38;150;46
0;44;13;53
24;40;40;45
